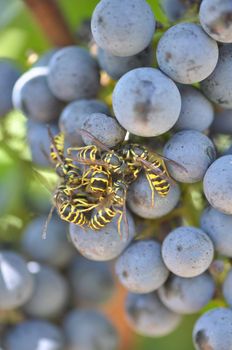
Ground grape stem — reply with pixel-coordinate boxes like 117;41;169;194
23;0;76;46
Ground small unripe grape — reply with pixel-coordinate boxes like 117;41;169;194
115;240;169;293
162;226;214;278
125;292;182;337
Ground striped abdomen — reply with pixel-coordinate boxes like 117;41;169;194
146;159;170;197
59;202;87;226
50;132;64;162
89;208;116;230
89;167;110;193
67;145;98;163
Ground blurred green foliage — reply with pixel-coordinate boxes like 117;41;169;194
0;1;214;349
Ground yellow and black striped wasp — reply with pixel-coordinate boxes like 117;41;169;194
117;143;171;206
54;184;98;227
41;129;97;238
89;179;129;237
76;129;187;207
48;129;83;191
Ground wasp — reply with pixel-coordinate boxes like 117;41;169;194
89;179;128;237
81;165;112;196
48;129;83;191
76;130;187;206
72;129;128;177
117;143;173;206
54;184;97;226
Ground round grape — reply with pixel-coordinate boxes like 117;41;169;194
34;49;59;67
200;0;232;43
193;307;232;350
225;144;232;155
163;130;216;183
4;320;65;350
48;46;100;102
0;59;21;117
12;67;64;123
68;256;114;306
115;240;169;293
82;113;126;148
70;211;136;261
161;226;214;278
158;273;215;314
161;0;197;21
97;44;153;80
210;109;232;134
223;269;232;308
23;262;69;319
27;120;58;167
201;206;232;257
63;310;118;350
125;292;182;337
157;23;218;84
91;0;155;57
112;68;181;137
0;251;34;310
201;44;232;109
59;99;110;146
21;215;74;268
203;155;232;214
174;85;214;132
127;174;180;219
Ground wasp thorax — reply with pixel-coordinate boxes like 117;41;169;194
131;144;148;159
55;163;69;177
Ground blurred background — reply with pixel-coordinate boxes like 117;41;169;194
0;0;206;349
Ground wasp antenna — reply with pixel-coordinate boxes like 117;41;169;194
39;144;52;165
79;128;113;153
123;200;129;240
42;204;55;239
32;168;54;195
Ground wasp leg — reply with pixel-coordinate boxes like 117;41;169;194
145;172;155;208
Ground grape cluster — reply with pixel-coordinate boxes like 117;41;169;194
1;0;232;349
